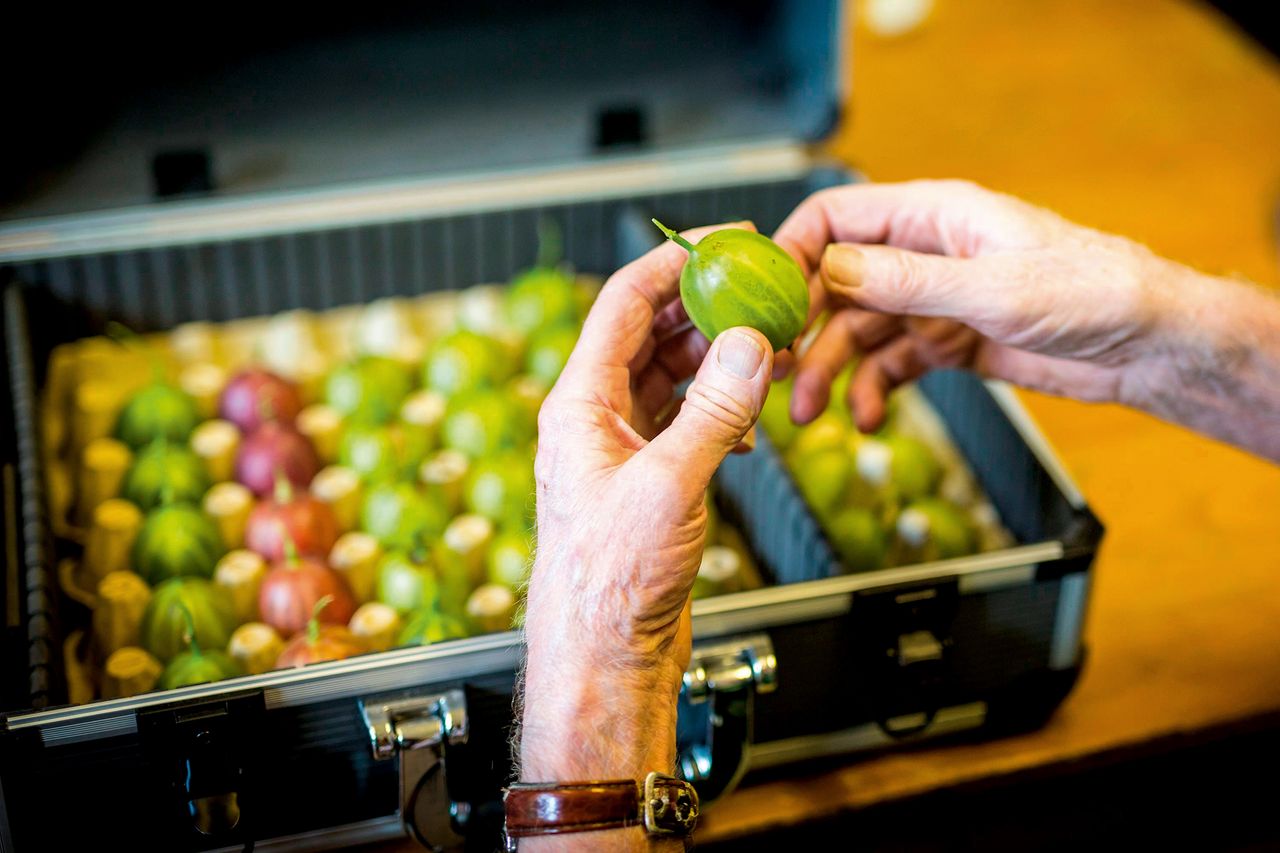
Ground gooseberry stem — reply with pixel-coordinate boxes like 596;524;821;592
308;595;334;645
273;468;294;505
175;601;201;657
280;523;300;567
652;219;696;254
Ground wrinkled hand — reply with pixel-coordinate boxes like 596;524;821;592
520;223;774;791
773;179;1179;431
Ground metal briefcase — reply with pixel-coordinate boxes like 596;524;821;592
0;2;1101;849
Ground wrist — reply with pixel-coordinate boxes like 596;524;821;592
519;649;681;781
1122;260;1280;458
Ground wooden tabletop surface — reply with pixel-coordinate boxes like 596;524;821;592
372;1;1280;848
698;0;1280;841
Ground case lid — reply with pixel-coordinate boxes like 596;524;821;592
2;0;843;223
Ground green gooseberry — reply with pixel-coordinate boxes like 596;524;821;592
132;502;226;586
157;601;244;690
486;530;533;590
791;447;852;523
376;550;441;614
882;435;942;500
423;330;510;397
758;379;800;450
325;356;413;425
463;451;535;528
505;268;580;336
122;440;211;512
398;608;470;647
653;220;809;352
896;498;976;562
442;389;534;458
524;324;579;386
115;382;201;451
339;422;429;482
361;482;447;552
826;506;888;574
140;578;237;663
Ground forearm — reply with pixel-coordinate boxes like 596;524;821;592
1127;261;1280;460
519;649;681;782
516;570;685;852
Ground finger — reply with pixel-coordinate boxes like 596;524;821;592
632;368;674;439
772;348;797;380
849;336;929;432
651;326;713;385
562;221;755;390
821;242;990;321
904;317;982;369
653;299;693;342
790;310;903;423
772;179;1033;277
643;327;774;492
632;327;712;421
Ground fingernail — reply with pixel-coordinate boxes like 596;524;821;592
717;330;765;379
823;244;863;287
742;425;757;451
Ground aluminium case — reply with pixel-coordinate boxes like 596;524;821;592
0;3;1100;851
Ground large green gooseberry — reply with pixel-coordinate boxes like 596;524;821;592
654;220;809;352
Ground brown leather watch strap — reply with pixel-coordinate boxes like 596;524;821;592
506;779;640;836
504;772;699;846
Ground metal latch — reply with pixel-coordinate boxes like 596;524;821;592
360;689;469;851
852;580;960;739
677;633;776;803
136;690;266;845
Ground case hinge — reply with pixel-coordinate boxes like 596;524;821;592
677;633;776;803
360;688;469;852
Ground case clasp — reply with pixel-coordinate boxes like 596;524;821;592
677;633;776;803
360;688;469;851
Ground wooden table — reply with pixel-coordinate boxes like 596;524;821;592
697;0;1280;843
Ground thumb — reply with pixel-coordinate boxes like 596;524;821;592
821;243;981;318
643;327;774;488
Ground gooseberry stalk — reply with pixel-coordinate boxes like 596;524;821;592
273;468;294;505
279;522;301;567
652;219;696;254
175;601;202;658
308;595;334;645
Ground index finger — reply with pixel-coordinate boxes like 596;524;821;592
561;220;755;386
771;179;1042;278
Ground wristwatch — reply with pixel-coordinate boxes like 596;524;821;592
503;772;699;850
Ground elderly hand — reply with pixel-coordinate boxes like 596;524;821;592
773;180;1280;460
519;224;774;812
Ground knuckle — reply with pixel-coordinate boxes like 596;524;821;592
535;394;564;438
887;251;934;308
684;382;755;437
